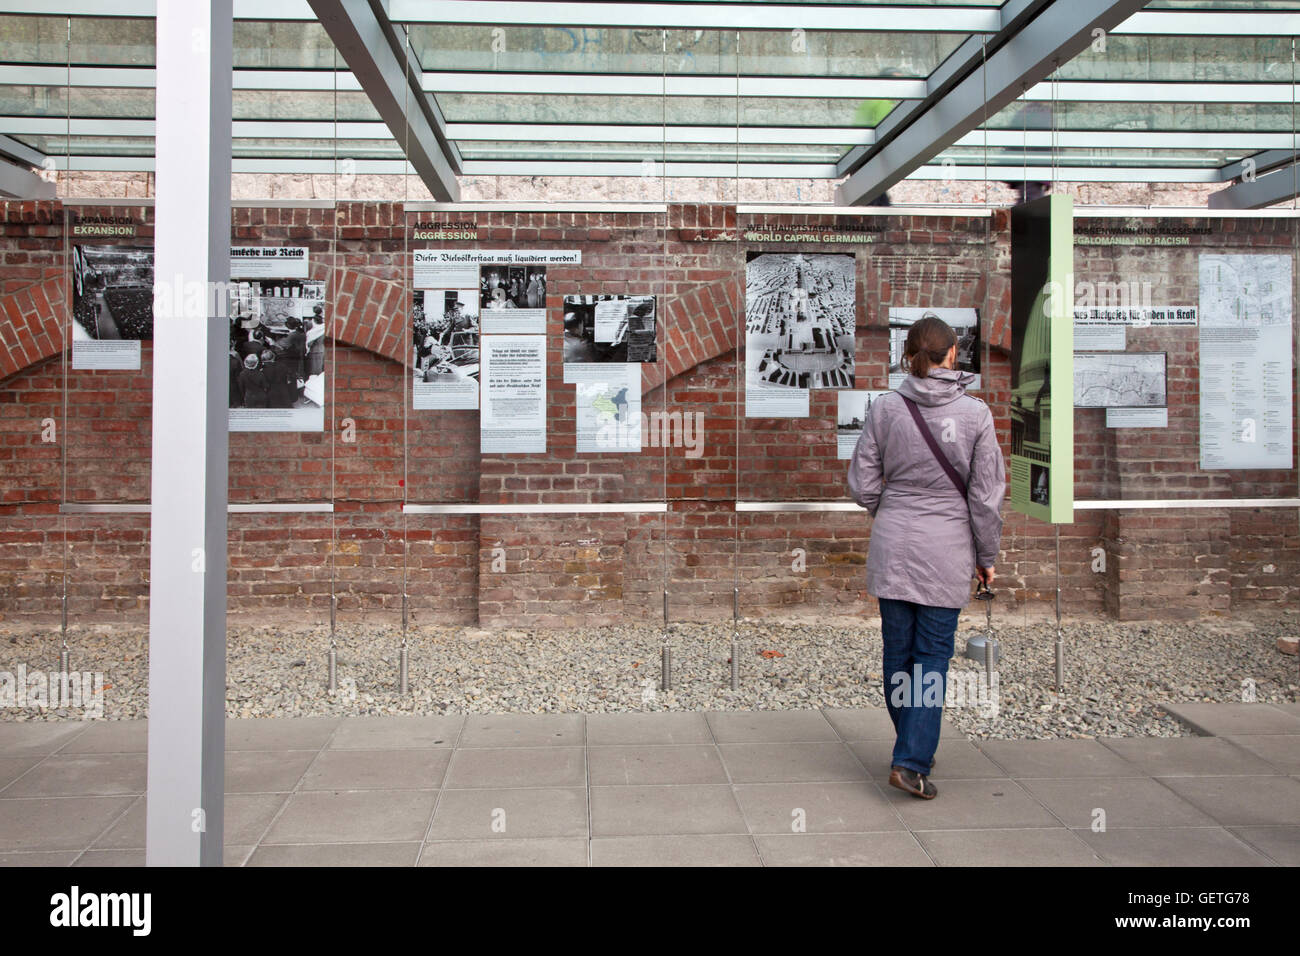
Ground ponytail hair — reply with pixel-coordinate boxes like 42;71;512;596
903;313;958;378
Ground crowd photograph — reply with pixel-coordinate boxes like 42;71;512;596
228;280;327;417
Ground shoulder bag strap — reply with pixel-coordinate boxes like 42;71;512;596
901;395;968;499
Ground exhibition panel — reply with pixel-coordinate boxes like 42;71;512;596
1071;209;1300;616
733;207;997;621
403;201;671;629
1072;211;1296;491
61;201;153;506
2;199;1298;625
226;202;334;497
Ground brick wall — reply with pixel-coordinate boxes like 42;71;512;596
0;199;1296;626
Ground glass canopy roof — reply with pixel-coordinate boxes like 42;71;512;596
0;0;1296;198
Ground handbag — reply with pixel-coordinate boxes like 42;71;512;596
900;395;968;499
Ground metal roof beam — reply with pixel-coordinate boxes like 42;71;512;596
1219;149;1297;182
835;0;1045;179
835;0;1151;206
0;157;56;198
1209;161;1300;209
0;132;47;168
307;0;459;200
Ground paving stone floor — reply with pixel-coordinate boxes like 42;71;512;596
0;703;1297;866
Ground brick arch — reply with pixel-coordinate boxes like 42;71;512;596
0;200;64;382
0;266;736;385
644;276;741;393
331;267;407;365
0;273;65;382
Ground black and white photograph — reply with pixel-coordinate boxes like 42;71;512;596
836;389;889;459
888;307;980;388
480;264;546;311
413;288;480;410
745;251;855;417
478;263;547;333
563;294;657;365
70;244;154;369
1030;463;1050;506
228;278;326;431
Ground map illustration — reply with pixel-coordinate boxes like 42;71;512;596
575;376;640;452
591;386;630;424
1073;352;1167;408
1199;254;1292;328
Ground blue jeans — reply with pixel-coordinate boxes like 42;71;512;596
879;598;960;775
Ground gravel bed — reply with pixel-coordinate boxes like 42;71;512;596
1;614;1296;739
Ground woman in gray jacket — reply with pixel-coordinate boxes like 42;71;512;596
848;315;1005;799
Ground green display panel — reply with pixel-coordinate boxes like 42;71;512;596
1009;195;1074;524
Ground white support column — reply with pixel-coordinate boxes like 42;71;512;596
146;0;232;867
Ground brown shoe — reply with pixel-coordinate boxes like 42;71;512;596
889;766;937;799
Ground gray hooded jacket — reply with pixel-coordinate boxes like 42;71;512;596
847;367;1006;609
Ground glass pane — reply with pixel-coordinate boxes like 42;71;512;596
18;135;154;156
1071;214;1299;503
457;140;843;163
739;29;961;78
1059;35;1294;82
227;203;334;503
408;25;665;74
939;145;1246;168
69;17;153;65
1145;0;1300;9
233;137;405;159
984;100;1297;133
234;20;337;69
435;92;902;128
0;14;71;64
411;24;959;77
235;90;381;122
0;84;68;118
0;15;153;66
